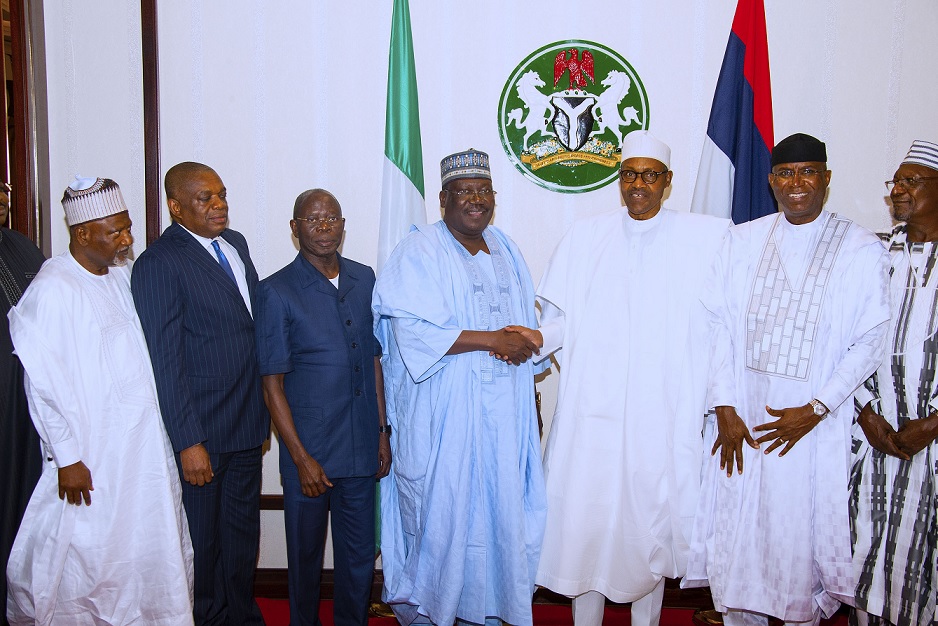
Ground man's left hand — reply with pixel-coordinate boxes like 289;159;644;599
893;414;938;458
377;433;392;479
753;404;822;456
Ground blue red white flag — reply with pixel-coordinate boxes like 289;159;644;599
691;0;775;223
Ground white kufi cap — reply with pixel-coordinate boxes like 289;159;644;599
61;175;128;226
620;130;670;169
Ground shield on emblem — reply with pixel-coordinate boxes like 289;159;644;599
550;94;597;152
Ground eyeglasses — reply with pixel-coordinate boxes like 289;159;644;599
885;176;938;192
619;169;668;184
772;167;826;180
447;189;497;198
294;216;345;228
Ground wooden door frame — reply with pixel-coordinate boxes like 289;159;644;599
141;0;161;245
8;0;38;242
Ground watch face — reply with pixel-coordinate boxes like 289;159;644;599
812;402;825;416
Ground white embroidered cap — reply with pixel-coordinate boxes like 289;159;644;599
61;175;128;226
620;130;670;169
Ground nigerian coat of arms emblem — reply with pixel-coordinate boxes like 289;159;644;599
497;40;650;193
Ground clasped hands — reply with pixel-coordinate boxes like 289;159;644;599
857;402;938;461
712;403;823;476
490;325;543;365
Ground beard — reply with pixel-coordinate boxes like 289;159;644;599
111;249;131;266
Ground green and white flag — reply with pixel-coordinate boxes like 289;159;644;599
377;0;425;271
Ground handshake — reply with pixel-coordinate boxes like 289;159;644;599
490;325;543;365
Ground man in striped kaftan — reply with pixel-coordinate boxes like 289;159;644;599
851;139;938;626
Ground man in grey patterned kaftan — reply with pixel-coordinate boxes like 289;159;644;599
685;134;890;626
851;139;938;626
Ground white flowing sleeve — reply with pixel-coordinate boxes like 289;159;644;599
8;270;87;469
534;223;578;364
853;374;880;413
10;320;83;468
534;302;564;363
23;373;81;467
815;241;890;412
701;236;737;409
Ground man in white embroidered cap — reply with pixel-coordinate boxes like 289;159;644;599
525;130;729;626
850;139;938;626
373;148;545;626
684;133;890;626
6;177;193;624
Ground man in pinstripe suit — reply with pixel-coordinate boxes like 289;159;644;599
132;161;269;626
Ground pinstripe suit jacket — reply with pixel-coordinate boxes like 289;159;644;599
131;222;269;454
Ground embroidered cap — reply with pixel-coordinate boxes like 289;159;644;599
620;130;670;169
62;176;128;226
901;140;938;172
771;133;827;167
441;148;491;185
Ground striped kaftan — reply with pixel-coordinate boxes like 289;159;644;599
851;226;938;626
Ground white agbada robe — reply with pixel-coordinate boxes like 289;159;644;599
685;211;890;621
534;208;729;601
6;253;193;625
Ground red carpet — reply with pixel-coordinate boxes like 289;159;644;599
255;600;849;626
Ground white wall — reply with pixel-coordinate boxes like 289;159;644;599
39;0;938;569
42;0;145;256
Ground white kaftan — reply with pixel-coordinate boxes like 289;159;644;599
685;211;890;621
6;253;193;625
851;227;938;626
534;208;729;602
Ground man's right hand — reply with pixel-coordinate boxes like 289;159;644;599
180;443;214;486
504;325;543;352
296;452;333;498
857;402;908;460
490;328;538;364
712;405;759;476
58;460;93;505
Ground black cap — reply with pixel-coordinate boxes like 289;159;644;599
771;133;827;167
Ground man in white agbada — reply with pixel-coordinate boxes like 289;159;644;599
6;177;193;625
684;134;890;626
522;131;729;626
851;139;938;626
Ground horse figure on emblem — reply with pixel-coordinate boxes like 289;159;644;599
507;70;554;151
594;70;642;145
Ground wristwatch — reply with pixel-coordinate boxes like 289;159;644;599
379;425;393;435
809;399;829;418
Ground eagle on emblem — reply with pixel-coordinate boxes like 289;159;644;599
553;48;595;90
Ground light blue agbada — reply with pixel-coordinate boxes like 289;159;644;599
373;220;547;626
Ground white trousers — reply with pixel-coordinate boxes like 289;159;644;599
572;579;666;626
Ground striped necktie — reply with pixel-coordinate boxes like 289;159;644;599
211;240;238;285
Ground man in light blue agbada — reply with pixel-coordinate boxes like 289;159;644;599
373;148;546;626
